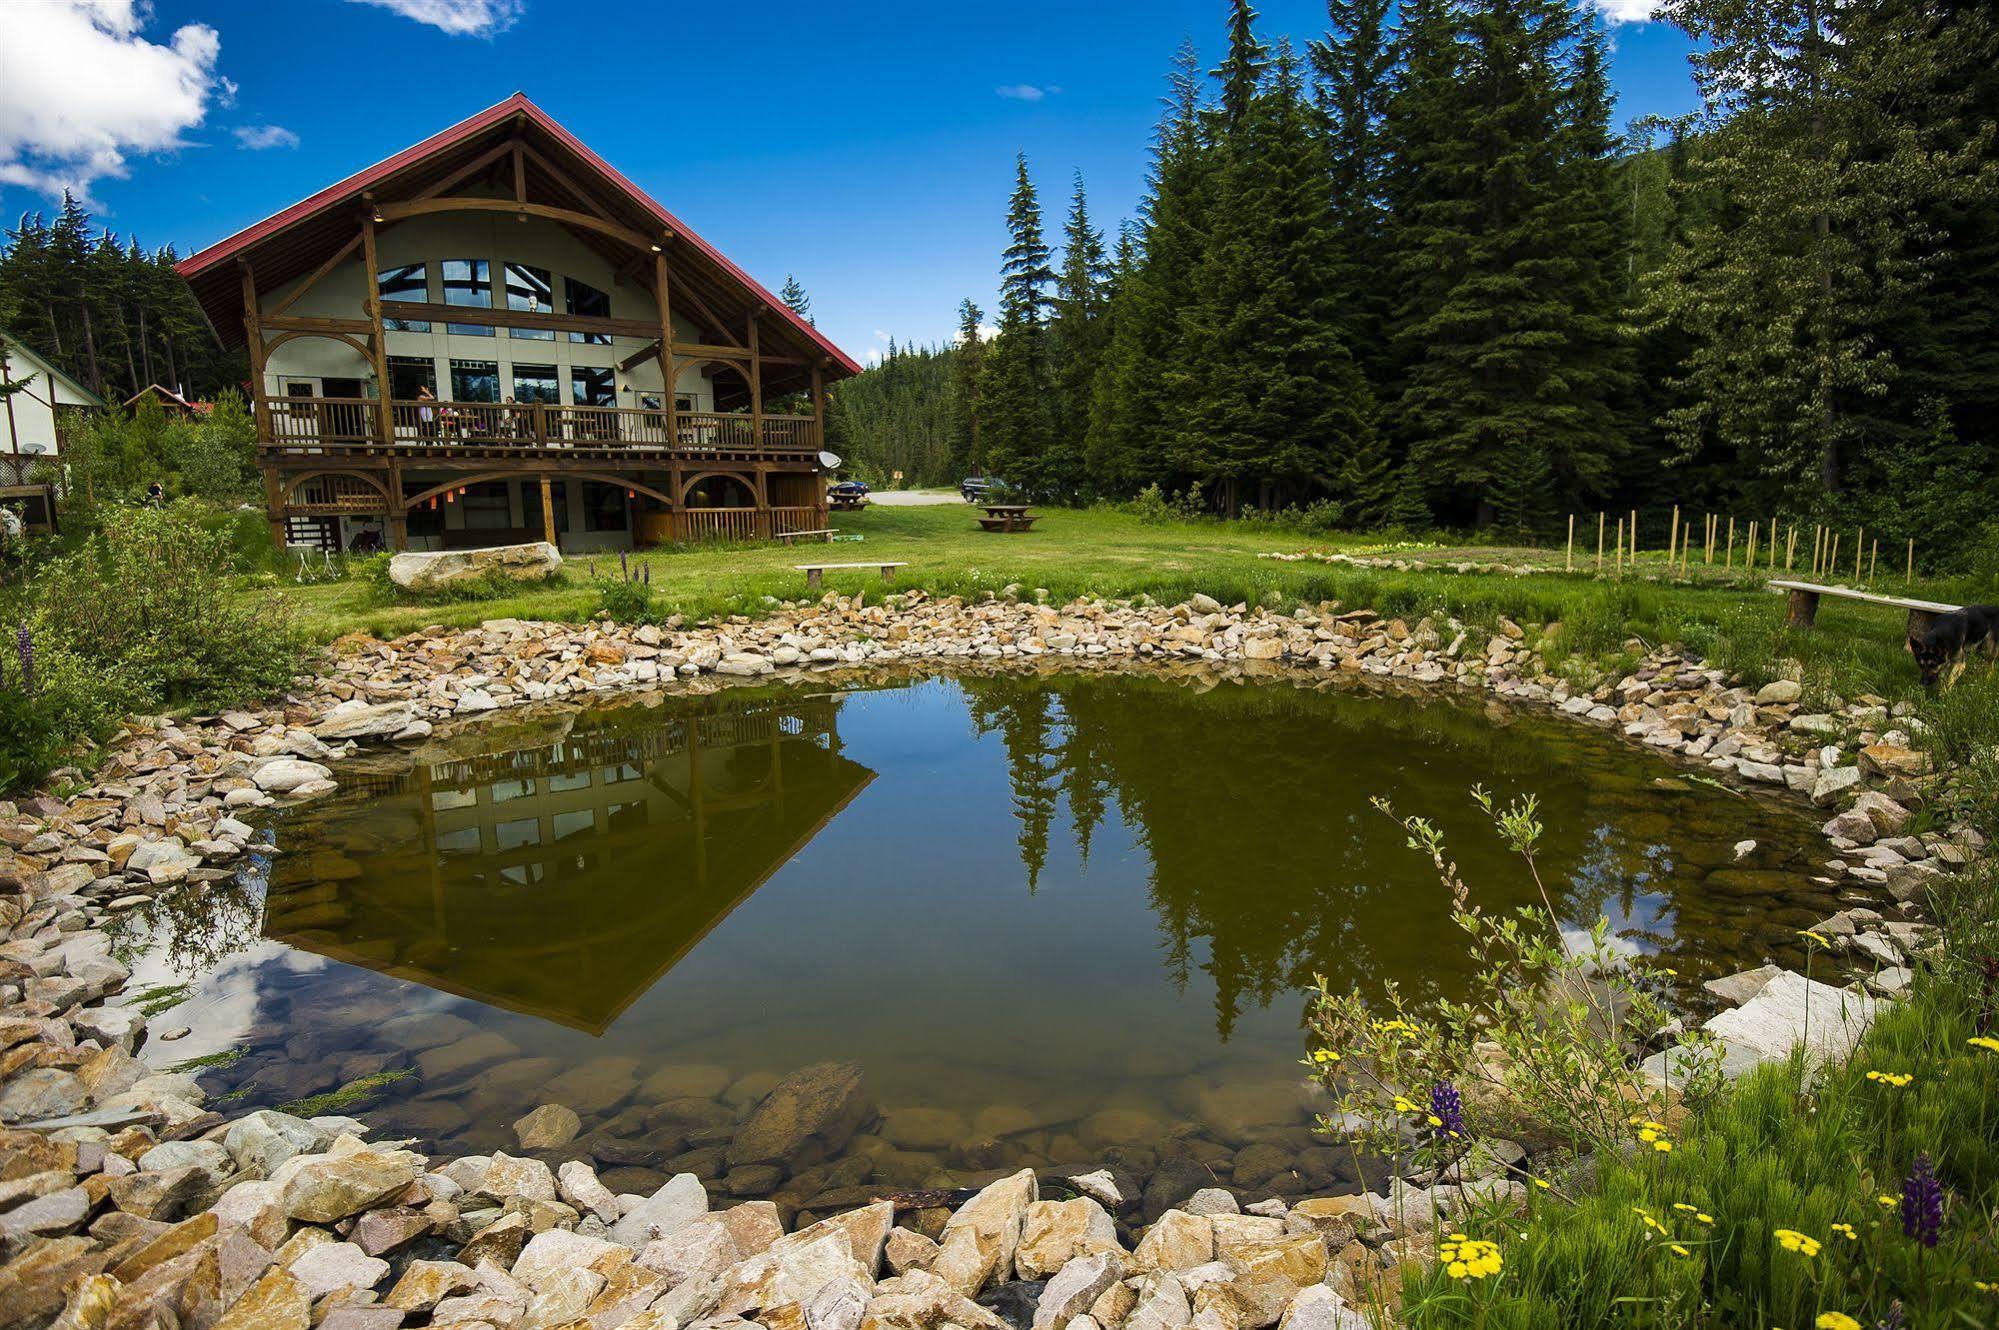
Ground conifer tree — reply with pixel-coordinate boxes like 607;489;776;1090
1213;0;1272;132
1051;173;1111;496
1310;0;1397;391
778;274;812;324
1090;43;1212;498
981;155;1058;496
949;299;987;474
1177;41;1378;515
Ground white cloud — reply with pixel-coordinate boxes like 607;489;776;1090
233;124;298;150
996;84;1060;102
1587;0;1663;23
346;0;525;35
952;323;1001;346
0;0;231;205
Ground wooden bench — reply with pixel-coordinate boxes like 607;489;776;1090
829;494;869;512
775;528;837;546
796;561;907;589
1770;580;1960;635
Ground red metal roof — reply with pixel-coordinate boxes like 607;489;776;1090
176;93;859;376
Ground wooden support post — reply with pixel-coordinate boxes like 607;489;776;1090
1869;538;1878;582
539;475;557;547
1725;516;1735;569
1596;512;1605;571
1566;514;1574;571
1746;521;1756;568
261;466;285;551
747;308;765;448
359;213;394;446
1614;518;1624;577
240;261;271;444
1787;526;1797;571
1786;586;1821;629
653;251;676;451
1854;528;1863;581
1829;531;1840;575
387;460;407;551
1668;505;1679;565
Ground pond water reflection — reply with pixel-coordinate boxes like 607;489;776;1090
123;668;1866;1210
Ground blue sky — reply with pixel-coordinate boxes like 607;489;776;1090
0;0;1699;367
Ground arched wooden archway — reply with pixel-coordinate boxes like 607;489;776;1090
403;471;678;512
263;328;374;361
286;469;391;506
679;469;759;506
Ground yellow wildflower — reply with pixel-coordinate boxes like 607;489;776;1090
1975;1280;1998;1293
1532;1179;1552;1191
1437;1235;1502;1280
1798;929;1831;946
1311;1049;1342;1064
1864;1070;1913;1088
1816;1315;1862;1330
1968;1036;1999;1055
1672;1203;1697;1213
1774;1229;1822;1257
1877;1195;1900;1209
1696;1213;1713;1226
1830;1223;1857;1241
1392;1095;1419;1113
1669;1244;1691;1258
1426;1113;1443;1128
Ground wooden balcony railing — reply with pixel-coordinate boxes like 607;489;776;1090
262;396;820;455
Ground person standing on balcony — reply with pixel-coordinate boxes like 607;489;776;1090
417;386;438;440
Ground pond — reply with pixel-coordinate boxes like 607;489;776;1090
121;667;1863;1214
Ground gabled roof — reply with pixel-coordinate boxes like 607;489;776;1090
0;331;108;408
176;93;858;380
124;385;212;414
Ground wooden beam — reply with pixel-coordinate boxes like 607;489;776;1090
407;139;516;204
517;140;659;239
359;215;396;448
370;300;659;339
810;360;825;455
373;197;656;253
654;252;677;452
268;234;362;319
619;341;662;374
262;314;374;335
748;310;764;448
240;261;273;452
669;278;745;349
511;140;527;203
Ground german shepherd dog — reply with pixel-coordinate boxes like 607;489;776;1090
1908;604;1999;688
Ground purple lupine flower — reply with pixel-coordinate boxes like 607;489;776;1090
1902;1153;1943;1248
642;564;650;586
619;550;629;579
1876;1302;1907;1330
16;624;32;698
1429;1081;1465;1140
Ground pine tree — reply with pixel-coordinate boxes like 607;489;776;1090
778;274;812;324
981;155;1058;496
1310;0;1398;391
949;298;987;475
1092;42;1213;498
1177;41;1378;515
1050;173;1111;497
1213;0;1271;132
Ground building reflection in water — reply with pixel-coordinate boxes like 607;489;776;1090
262;692;875;1033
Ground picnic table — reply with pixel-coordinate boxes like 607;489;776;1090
829;492;869;512
978;503;1038;533
796;560;907;589
1769;580;1960;635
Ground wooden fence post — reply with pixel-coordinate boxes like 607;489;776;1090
1597;512;1605;572
1668;505;1679;566
1615;519;1624;577
1725;516;1735;570
1566;514;1574;571
1829;531;1840;576
1869;538;1878;583
1907;538;1915;585
1854;528;1863;581
1746;521;1757;569
1629;509;1638;562
1786;526;1797;571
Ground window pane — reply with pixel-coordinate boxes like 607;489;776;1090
450;359;500;403
387;356;436;398
512;364;560;404
378;264;430;332
505;262;554;340
570;366;615;407
443;258;493;336
566;278;612;345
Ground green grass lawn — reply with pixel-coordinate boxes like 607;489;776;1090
268;502;1995;711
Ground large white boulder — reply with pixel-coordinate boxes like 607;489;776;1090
388;542;562;592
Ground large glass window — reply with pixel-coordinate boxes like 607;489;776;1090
511;364;560;404
442;258;493;337
450;359;500;403
570;365;616;407
462;480;512;529
387;355;436;399
566;278;612;345
377;264;430;333
505;262;554;341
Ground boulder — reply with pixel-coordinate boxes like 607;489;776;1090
253;759;333;795
512;1228;621;1292
1125;1270;1194;1330
608;1172;707;1248
388;541;562;592
1014;1197;1118;1280
1132;1210;1215;1273
726;1062;872;1168
931;1168;1037;1296
1703;970;1878;1066
224;1110;329;1176
385;1260;477;1314
863;1269;1011;1330
1276;1284;1371;1330
638;1216;741;1288
718;1228;872;1317
514;1103;582;1150
279;1147;422;1223
312;701;420;742
1032;1251;1126;1330
1217;1235;1329;1328
287;1240;389;1299
1754;679;1800;705
1852;791;1912;836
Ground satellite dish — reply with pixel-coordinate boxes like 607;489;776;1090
817;451;842;471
